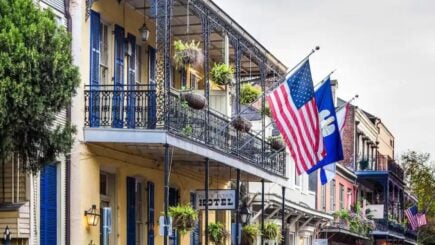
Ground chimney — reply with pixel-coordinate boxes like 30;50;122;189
330;79;338;106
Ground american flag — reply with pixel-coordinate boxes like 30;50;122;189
417;213;427;227
405;205;419;230
266;60;325;174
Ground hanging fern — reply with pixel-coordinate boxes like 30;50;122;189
210;63;234;85
240;83;261;104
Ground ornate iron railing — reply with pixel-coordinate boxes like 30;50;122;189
84;86;286;176
373;219;406;237
167;93;285;176
84;84;157;129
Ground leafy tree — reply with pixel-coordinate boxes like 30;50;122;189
401;151;435;244
0;0;79;173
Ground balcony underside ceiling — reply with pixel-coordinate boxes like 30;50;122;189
125;0;286;78
84;128;289;186
250;193;332;227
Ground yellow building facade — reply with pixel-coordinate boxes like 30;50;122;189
69;0;289;244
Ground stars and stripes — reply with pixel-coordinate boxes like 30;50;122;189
417;212;427;227
266;60;325;175
405;205;418;230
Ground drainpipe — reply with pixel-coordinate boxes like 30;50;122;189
69;0;84;244
64;0;72;244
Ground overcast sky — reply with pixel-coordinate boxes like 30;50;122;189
215;0;435;159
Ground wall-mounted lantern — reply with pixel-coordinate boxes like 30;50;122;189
240;206;252;225
84;204;100;226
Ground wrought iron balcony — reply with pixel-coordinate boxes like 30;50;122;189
84;85;286;176
373;219;406;237
356;155;404;181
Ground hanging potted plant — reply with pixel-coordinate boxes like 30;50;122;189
208;222;230;245
180;90;206;110
210;63;234;86
268;136;285;151
173;40;204;69
168;204;198;236
262;222;282;245
241;224;261;245
240;83;261;105
231;116;252;133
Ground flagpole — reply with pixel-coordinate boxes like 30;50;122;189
215;46;321;135
313;69;336;89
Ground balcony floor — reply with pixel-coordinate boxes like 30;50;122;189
84;127;289;186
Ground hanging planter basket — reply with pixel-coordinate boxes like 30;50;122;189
168;204;198;236
231;117;252;133
210;63;234;86
173;40;204;69
181;92;207;110
269;137;285;151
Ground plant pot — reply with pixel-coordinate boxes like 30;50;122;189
181;92;206;110
231;117;252;133
270;138;285;151
173;215;196;230
180;48;203;68
241;232;255;245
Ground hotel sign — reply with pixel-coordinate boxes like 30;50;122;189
195;189;236;210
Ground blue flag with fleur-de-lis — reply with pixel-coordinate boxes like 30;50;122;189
307;77;344;184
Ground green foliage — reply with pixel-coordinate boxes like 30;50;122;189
0;0;80;172
210;63;234;85
401;151;435;244
208;222;229;244
182;124;193;136
241;224;261;244
262;222;282;241
173;40;203;69
168;204;198;236
240;83;261;105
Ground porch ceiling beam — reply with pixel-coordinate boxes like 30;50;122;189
289;214;302;227
266;207;281;220
251;203;271;222
299;217;313;230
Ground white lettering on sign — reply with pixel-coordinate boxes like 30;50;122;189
195;189;236;210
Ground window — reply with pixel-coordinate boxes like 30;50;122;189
308;171;317;192
330;180;336;211
295;170;300;187
321;185;326;211
339;184;345;209
347;188;352;209
135;45;142;84
99;22;110;84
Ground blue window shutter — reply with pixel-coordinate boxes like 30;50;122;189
169;188;179;245
147;46;157;129
89;10;100;127
40;164;57;245
113;25;125;128
190;193;200;245
147;181;155;245
126;34;136;129
126;177;136;245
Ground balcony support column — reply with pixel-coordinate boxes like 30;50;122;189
260;61;266;168
156;0;173;127
235;169;240;245
281;186;286;245
200;10;211;143
163;143;170;245
261;179;265;244
205;158;210;245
